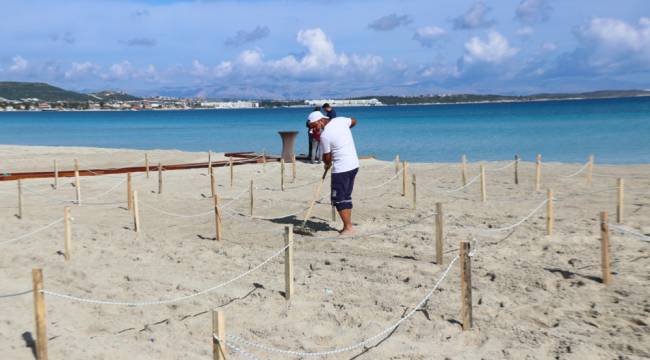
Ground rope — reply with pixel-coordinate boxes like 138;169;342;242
559;162;590;178
436;174;480;194
465;199;548;233
363;171;400;190
484;161;516;172
42;243;290;307
0;218;64;245
223;255;458;357
609;224;650;242
307;212;438;241
0;289;32;299
139;201;214;219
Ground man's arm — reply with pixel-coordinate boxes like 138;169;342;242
322;152;332;170
350;117;357;128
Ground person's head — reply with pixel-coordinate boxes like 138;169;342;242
307;110;328;129
322;103;332;112
313;106;321;112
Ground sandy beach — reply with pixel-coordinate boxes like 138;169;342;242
1;145;648;359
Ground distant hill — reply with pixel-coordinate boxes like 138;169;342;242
0;82;140;102
0;82;92;102
89;90;141;102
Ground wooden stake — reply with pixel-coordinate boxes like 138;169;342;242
546;189;554;236
208;150;212;176
127;173;133;211
229;157;233;188
17;179;23;219
145;153;150;178
411;173;417;210
53;160;58;189
32;268;48;360
157;163;163;194
514;155;519;185
64;206;71;261
480;165;487;203
280;158;285;191
616;178;624;224
587;154;594;186
212;309;226;360
249;179;254;217
395;154;400;174
435;202;444;265
600;211;611;285
132;190;140;233
461;154;467;186
74;159;81;205
535;154;542;192
460;241;473;330
284;225;294;300
262;151;267;172
402;161;408;197
209;171;216;198
213;195;222;241
292;154;297;182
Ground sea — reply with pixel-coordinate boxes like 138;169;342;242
1;96;649;164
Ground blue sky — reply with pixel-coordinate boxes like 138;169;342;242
1;0;649;98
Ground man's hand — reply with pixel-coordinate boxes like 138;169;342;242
324;162;331;171
322;152;333;171
350;117;357;128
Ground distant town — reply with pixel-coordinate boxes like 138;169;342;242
0;81;648;112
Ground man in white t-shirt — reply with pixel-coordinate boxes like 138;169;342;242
308;111;359;235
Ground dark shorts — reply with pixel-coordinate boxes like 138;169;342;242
331;168;358;211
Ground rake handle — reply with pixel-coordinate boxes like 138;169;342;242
300;167;330;227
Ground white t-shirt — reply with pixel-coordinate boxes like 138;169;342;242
319;117;360;173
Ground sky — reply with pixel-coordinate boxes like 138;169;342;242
1;0;649;99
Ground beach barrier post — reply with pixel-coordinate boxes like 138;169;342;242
284;225;294;300
145;153;150;178
435;202;444;265
402;161;408;197
262;151;267;172
587;155;594;186
460;241;473;330
32;268;48;360
64;206;72;261
212;309;226;360
17;179;23;219
53;160;58;189
600;211;611;285
281;158;285;191
74;159;81;205
127;173;133;211
208;150;212;176
395;154;400;174
411;174;417;210
292;154;297;182
461;154;468;186
132;190;140;233
229;157;234;188
535;154;541;192
546;189;554;236
210;171;217;198
158;163;163;194
213;195;222;241
480;165;487;203
249;179;254;216
514;155;519;185
617;178;624;224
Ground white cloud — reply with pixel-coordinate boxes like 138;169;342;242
516;0;552;24
516;26;534;37
214;61;232;77
9;56;28;72
463;31;518;64
541;42;557;52
453;2;495;30
413;26;446;47
64;62;100;79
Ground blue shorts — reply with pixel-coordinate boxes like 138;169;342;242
331;168;358;211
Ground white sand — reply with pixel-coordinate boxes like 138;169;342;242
0;145;648;359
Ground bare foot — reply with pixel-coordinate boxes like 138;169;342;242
339;228;355;236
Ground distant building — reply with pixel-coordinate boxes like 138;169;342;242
37;102;51;111
304;98;382;107
200;101;260;109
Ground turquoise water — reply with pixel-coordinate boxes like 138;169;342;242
1;97;649;163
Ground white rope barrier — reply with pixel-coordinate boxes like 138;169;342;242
436;174;480;194
222;255;458;357
0;218;64;245
609;224;650;242
0;289;32;299
484;160;516;172
307;212;438;241
559;162;590;178
139;201;214;219
465;199;548;233
42;243;290;307
363;171;400;190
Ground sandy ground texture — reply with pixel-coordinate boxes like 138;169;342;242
0;145;648;360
